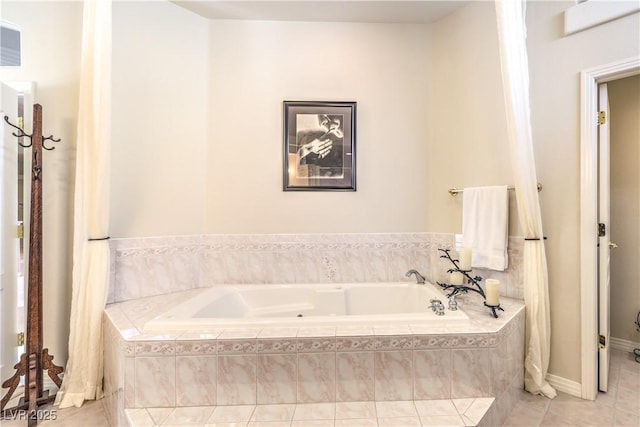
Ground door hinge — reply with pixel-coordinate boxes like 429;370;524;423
598;111;607;125
598;223;606;237
17;222;24;239
598;334;606;349
17;332;24;346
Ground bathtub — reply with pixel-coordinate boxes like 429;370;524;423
143;282;468;332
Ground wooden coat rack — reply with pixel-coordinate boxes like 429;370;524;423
1;104;63;426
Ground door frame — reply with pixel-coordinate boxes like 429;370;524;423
0;82;20;384
597;82;610;393
0;81;33;387
580;56;639;400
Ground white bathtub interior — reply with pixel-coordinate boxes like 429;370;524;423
143;282;469;332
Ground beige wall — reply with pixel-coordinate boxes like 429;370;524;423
426;1;518;235
205;20;431;233
1;1;82;365
609;75;640;344
110;1;209;237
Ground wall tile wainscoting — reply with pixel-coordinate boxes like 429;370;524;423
107;233;525;304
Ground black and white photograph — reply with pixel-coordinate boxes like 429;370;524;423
283;101;356;191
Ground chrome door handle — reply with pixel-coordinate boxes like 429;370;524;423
609;242;618;249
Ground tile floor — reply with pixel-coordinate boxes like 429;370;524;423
1;349;638;426
503;349;639;426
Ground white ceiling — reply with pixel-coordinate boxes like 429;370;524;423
170;1;472;24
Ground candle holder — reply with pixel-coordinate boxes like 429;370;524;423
483;302;505;319
435;248;503;318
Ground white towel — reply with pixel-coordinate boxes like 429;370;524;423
462;185;509;271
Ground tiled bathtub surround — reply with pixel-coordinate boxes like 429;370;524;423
108;233;525;304
102;290;524;427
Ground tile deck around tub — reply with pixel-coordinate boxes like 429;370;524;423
105;286;524;339
125;398;495;426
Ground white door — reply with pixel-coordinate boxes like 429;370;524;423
0;82;19;383
598;83;611;392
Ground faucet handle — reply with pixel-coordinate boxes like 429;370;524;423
429;299;445;315
448;295;458;311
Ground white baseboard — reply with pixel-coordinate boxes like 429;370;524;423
610;336;640;353
546;373;582;398
547;338;640;401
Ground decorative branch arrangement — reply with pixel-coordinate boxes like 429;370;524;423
1;105;63;426
435;248;504;318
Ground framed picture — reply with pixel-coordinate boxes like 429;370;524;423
283;101;356;191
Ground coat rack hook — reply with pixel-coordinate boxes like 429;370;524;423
42;135;61;151
3;115;33;148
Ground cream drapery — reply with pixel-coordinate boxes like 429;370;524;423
494;0;556;398
55;0;111;408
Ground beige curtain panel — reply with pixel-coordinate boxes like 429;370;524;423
55;0;112;408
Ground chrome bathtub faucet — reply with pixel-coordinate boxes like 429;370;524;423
430;299;445;315
405;269;426;284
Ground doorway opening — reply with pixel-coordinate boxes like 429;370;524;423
606;75;640;357
580;57;640;401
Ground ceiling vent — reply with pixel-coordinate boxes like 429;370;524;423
1;21;21;66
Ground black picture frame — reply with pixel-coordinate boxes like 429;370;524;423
283;101;356;191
